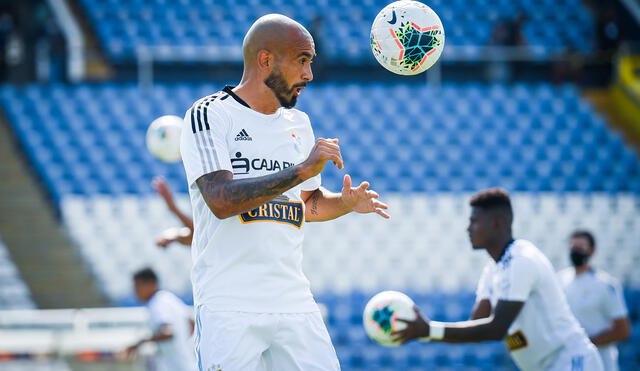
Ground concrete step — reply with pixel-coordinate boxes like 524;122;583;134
0;114;107;308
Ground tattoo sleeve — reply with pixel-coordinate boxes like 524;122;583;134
196;166;306;218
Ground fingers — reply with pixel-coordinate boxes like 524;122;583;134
373;200;389;210
390;331;409;344
357;181;370;192
375;208;391;219
343;174;352;190
315;138;343;169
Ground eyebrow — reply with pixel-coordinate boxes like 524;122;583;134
296;52;315;59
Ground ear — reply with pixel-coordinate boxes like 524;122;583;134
257;49;272;71
491;213;505;230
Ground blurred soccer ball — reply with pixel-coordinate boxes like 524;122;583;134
146;115;182;163
363;290;417;347
370;0;445;75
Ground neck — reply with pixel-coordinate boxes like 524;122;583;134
575;264;591;275
234;76;281;115
144;288;158;303
487;234;514;262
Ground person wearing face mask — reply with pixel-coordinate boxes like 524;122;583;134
557;230;632;371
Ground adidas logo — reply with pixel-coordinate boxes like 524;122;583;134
235;129;252;141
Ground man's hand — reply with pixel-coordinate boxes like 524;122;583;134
299;138;344;179
340;174;390;219
156;227;192;248
152;177;177;211
123;343;140;360
392;306;430;344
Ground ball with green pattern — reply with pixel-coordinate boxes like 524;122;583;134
370;0;445;75
363;290;417;347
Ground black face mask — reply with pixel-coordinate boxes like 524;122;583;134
570;250;590;267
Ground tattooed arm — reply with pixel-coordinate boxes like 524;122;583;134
196;138;344;219
302;174;390;222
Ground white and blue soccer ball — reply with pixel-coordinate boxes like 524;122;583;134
146;115;183;163
370;0;445;75
363;290;417;347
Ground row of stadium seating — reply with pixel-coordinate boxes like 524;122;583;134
79;0;594;62
0;237;35;310
60;193;640;303
2;83;638;203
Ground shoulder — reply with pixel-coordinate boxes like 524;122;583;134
283;108;311;124
592;269;622;291
511;239;546;262
186;90;233;132
149;290;179;307
500;240;548;275
188;90;230;112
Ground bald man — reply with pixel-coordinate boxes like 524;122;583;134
180;14;389;371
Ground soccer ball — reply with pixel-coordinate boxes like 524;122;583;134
370;0;445;75
363;290;417;347
146;115;183;163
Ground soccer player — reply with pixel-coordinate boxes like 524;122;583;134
393;189;604;371
180;14;389;371
125;268;196;371
558;230;631;371
152;177;193;248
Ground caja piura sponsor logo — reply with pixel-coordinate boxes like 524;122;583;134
231;152;295;175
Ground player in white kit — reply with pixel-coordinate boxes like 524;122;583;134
393;189;604;371
126;268;196;371
180;14;389;371
558;231;631;371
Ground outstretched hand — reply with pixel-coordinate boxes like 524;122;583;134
340;174;390;219
392;306;430;344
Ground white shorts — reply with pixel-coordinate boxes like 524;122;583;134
546;340;604;371
194;305;341;371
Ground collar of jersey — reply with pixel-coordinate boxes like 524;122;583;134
496;239;516;264
223;85;283;119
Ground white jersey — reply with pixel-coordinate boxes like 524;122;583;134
558;268;628;371
146;290;196;371
475;239;591;370
180;86;321;313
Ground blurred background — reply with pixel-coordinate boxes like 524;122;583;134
0;0;639;370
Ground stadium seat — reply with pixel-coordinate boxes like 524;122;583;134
0;237;36;310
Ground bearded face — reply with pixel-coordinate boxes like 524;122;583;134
264;65;307;109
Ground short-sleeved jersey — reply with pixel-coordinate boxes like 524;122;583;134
558;268;628;371
475;239;589;371
180;86;321;313
146;290;196;371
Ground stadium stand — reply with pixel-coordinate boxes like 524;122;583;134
2;83;638;201
1;82;639;369
0;237;35;310
79;0;595;62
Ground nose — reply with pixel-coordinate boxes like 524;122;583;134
302;63;313;82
